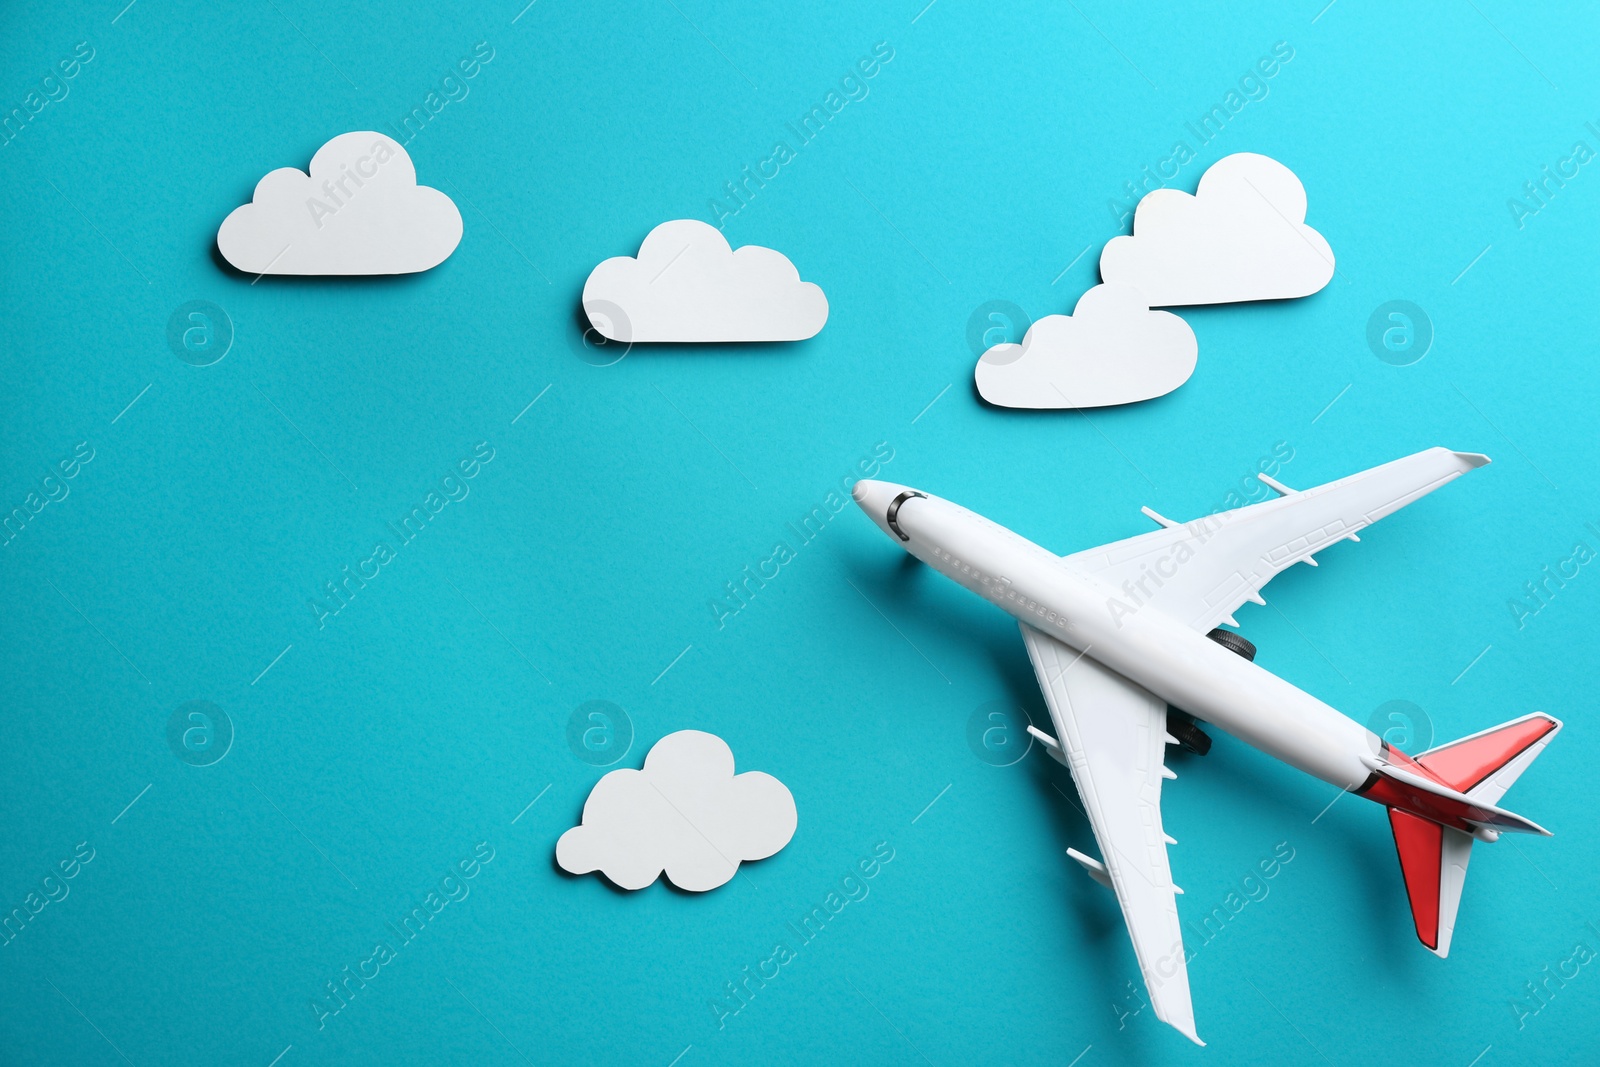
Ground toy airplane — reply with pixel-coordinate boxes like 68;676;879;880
852;448;1560;1045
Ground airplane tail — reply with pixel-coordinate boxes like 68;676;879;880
1383;713;1562;956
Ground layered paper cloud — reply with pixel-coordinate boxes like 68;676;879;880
1099;153;1334;305
974;284;1197;409
556;730;797;891
582;219;828;342
217;131;462;275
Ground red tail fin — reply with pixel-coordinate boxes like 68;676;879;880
1387;713;1561;956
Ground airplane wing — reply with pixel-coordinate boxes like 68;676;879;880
1019;622;1201;1046
1060;448;1488;634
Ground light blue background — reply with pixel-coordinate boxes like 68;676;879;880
2;1;1597;1064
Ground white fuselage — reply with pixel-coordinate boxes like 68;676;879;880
854;482;1380;792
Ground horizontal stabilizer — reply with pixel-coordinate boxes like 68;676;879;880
1418;713;1562;805
1367;760;1550;835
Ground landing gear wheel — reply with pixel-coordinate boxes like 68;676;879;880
1167;714;1212;756
1206;628;1257;661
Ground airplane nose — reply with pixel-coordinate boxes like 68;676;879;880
852;479;900;515
851;479;896;536
851;480;923;542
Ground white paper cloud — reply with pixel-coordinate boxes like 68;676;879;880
974;284;1197;409
556;730;796;891
217;131;462;275
1099;153;1334;306
582;219;828;342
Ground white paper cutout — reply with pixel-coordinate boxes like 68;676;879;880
217;131;462;275
556;730;796;891
1099;153;1334;306
581;219;828;342
974;284;1197;409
